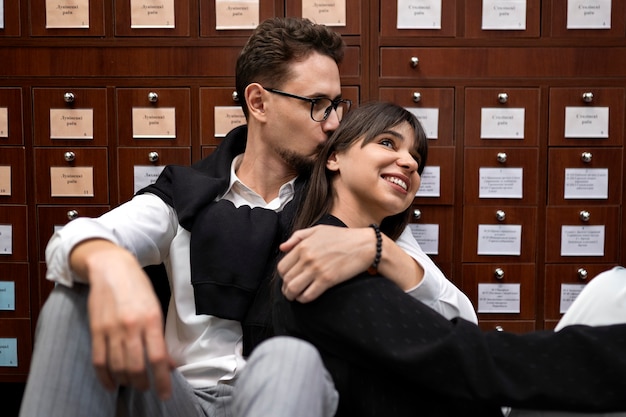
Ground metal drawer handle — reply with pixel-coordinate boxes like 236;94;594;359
64;151;76;162
577;268;589;280
498;93;508;104
412;92;421;103
67;210;79;220
410;56;419;68
579;210;591;222
582;92;594;103
496;210;506;222
413;209;422;220
148;151;159;163
581;152;592;163
497;152;507;163
494;268;505;280
232;91;239;102
63;92;75;104
148;91;159;103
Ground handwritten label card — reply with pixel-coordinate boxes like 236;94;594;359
50;166;94;197
564;168;609;199
478;283;521;313
409;223;439;255
0;224;12;255
0;107;7;138
215;0;259;30
560;283;585;313
0;338;17;367
482;0;527;30
564;106;609;138
408;108;439;139
214;106;246;137
479;167;523;199
397;0;442;29
480;108;525;139
131;0;175;28
134;165;166;194
132;107;176;139
302;0;346;27
415;166;441;197
478;224;522;255
50;109;94;140
0;281;15;311
0;166;10;196
567;0;611;29
561;225;605;256
45;0;89;28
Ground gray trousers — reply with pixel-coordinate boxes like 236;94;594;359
19;284;337;417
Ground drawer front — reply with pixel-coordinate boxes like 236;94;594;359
0;206;28;262
0;88;23;145
408;204;453;263
0;147;26;204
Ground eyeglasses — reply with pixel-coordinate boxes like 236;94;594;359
264;87;352;122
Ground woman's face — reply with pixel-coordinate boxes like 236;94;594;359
326;121;422;226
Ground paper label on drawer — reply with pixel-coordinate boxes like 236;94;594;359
482;0;527;30
479;167;523;199
0;107;7;137
561;225;605;256
45;0;90;28
564;106;609;138
0;165;10;196
302;0;346;27
560;283;586;314
0;224;12;255
0;338;18;367
132;107;176;139
407;108;439;139
0;281;15;310
409;223;439;255
131;0;175;28
214;106;246;137
50;166;94;197
415;166;440;197
50;109;94;139
567;0;612;29
481;108;525;139
134;165;166;194
397;0;442;29
477;224;522;255
564;168;609;199
215;0;259;30
478;283;521;313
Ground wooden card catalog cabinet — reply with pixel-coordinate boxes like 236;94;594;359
117;88;191;147
200;0;283;37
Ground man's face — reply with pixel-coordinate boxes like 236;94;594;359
264;52;343;174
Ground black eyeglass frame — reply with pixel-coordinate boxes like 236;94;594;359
264;87;352;122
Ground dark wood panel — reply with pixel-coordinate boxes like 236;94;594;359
0;1;21;37
0;88;23;145
0;147;26;205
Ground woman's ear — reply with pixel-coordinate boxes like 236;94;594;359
326;151;340;172
245;83;266;122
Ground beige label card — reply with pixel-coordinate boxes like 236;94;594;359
215;0;259;30
50;166;94;197
0;107;7;138
131;0;175;28
302;0;346;26
214;106;246;137
132;107;176;139
50;109;94;139
45;0;90;28
0;166;10;196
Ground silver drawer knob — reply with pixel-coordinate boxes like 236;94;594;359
67;210;79;220
148;151;159;163
232;91;239;102
577;268;589;280
497;152;507;163
148;91;159;103
581;152;592;163
64;151;76;162
63;92;75;103
494;268;505;280
413;209;422;220
412;92;422;103
579;210;591;222
496;210;506;222
410;56;419;68
498;93;508;104
495;325;504;332
582;92;594;103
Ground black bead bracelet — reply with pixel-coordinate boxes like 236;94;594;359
368;223;382;275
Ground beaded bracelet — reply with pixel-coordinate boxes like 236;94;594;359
367;223;382;275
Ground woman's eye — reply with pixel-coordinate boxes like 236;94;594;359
380;139;395;148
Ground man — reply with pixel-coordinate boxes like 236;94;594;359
19;17;474;417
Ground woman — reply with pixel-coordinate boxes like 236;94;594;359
273;102;626;417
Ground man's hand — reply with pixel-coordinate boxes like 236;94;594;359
71;240;175;400
277;225;373;303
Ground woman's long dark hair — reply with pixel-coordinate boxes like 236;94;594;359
292;101;428;240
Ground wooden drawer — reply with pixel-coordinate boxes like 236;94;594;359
0;88;23;145
0;318;32;377
36;205;111;260
547;147;622;206
550;1;626;38
545;206;620;263
0;2;20;36
286;0;361;35
380;0;456;37
461;263;536;320
114;0;190;36
464;87;540;147
0;263;30;319
379;87;454;146
414;147;455;205
0;147;26;205
462;205;537;263
464;147;539;206
33;88;108;147
117;147;191;203
30;0;105;36
408;204;453;264
200;0;282;37
544;263;618;322
200;87;246;146
0;205;28;262
548;87;625;147
116;88;191;147
34;147;109;205
478;320;536;334
464;0;540;39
